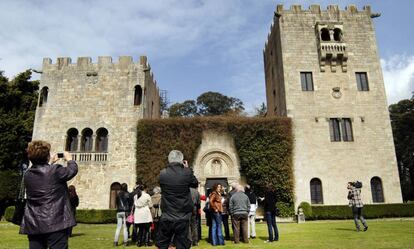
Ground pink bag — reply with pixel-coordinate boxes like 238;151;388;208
126;214;134;224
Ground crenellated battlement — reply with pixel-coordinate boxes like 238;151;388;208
274;4;377;16
42;55;151;71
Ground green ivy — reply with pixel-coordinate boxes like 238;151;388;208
136;116;294;205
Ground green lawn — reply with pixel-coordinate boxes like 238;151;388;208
1;219;414;249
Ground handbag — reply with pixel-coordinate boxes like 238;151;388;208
11;171;27;225
126;205;135;224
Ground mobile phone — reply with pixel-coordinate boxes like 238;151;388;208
57;153;64;158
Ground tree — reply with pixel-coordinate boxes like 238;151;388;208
389;95;414;201
169;100;198;117
254;102;267;117
196;91;244;116
0;70;38;216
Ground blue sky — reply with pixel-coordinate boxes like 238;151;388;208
0;0;413;113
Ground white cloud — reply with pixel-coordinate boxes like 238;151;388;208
381;55;414;104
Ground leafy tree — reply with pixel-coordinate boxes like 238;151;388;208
255;102;267;117
0;70;38;216
169;100;198;117
389;95;414;201
196;91;244;116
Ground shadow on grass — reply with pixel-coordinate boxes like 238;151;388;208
70;233;85;237
334;228;356;231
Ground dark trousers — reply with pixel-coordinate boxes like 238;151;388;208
156;217;191;249
137;223;150;245
28;229;69;249
352;206;368;230
197;213;201;241
222;214;230;239
265;211;279;241
231;213;248;243
190;214;198;245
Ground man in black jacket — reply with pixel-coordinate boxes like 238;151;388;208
157;150;198;249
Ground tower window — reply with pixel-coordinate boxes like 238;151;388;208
329;118;354;142
39;87;48;107
300;72;314;91
65;128;79;151
310;178;323;204
80;128;93;152
95;128;108;152
134;85;143;105
333;28;342;42
356;72;369;91
321;28;330;41
371;177;384;203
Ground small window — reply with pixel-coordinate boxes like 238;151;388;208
134;85;143;105
371;177;384;203
95;128;108;152
39;87;48;107
333;28;342;42
65;128;79;151
300;72;314;91
80;128;93;152
341;118;354;141
310;178;323;204
356;72;369;91
329;118;341;142
109;182;121;209
321;28;330;41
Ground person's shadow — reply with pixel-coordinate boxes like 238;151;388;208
334;228;355;231
70;233;85;237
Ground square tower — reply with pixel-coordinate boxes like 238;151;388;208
32;56;160;208
264;5;402;207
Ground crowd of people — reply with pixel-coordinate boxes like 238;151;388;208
17;141;367;249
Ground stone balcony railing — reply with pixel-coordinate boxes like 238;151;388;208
317;41;348;73
71;152;108;162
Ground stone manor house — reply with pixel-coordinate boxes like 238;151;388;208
31;4;402;209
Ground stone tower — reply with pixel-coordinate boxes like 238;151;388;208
264;5;402;207
32;56;160;208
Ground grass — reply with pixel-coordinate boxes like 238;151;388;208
1;219;414;248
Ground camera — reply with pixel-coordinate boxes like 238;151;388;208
57;153;64;158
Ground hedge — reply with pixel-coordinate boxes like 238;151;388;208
4;206;117;224
306;203;414;220
136;116;294;204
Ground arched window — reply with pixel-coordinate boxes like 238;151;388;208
39;87;48;107
134;85;143;106
371;177;384;203
65;128;79;151
109;182;121;209
321;28;330;41
310;178;324;204
80;128;93;152
333;28;342;42
95;128;108;152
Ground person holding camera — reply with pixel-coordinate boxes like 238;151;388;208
156;150;198;249
19;140;78;249
347;182;368;232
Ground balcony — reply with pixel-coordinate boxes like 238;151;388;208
71;152;108;162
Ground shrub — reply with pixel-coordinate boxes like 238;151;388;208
76;209;117;223
276;202;295;217
308;203;414;220
4;206;14;222
4;207;117;224
298;202;312;217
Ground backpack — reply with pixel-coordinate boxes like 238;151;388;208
354;181;363;188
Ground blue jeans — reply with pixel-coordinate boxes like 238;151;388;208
265;211;279;241
211;212;225;245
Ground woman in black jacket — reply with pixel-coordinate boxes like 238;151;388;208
114;183;130;246
261;186;279;243
20;140;78;249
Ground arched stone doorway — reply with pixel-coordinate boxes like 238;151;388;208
193;131;240;196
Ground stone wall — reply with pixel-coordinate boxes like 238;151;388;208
32;56;160;208
264;5;402;207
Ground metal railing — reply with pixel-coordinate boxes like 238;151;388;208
71;152;108;162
